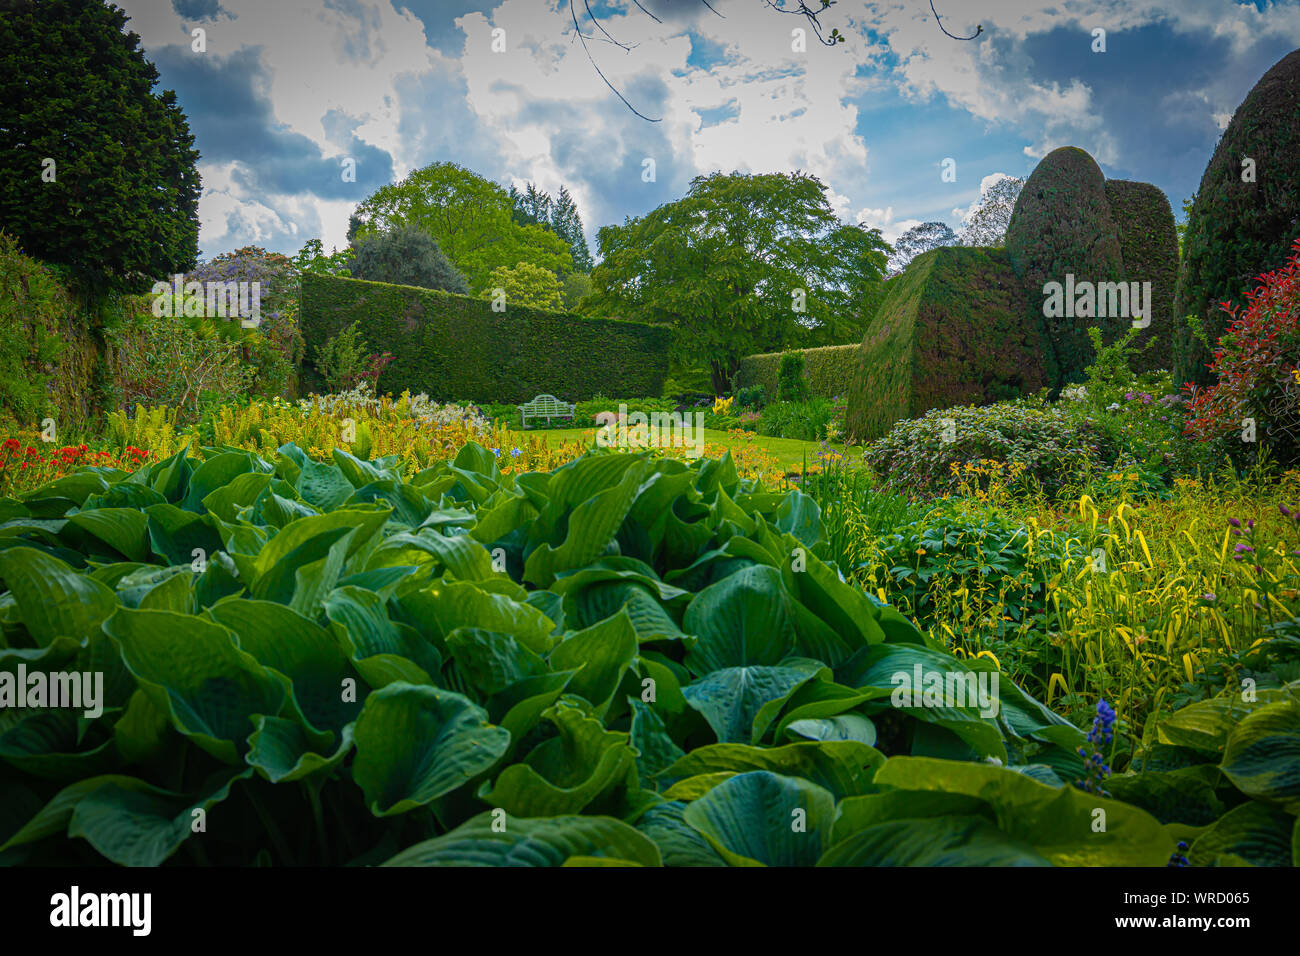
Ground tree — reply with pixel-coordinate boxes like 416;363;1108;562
562;271;593;312
293;239;353;277
587;170;890;393
0;0;201;293
887;221;956;274
351;162;572;293
551;186;594;272
956;176;1024;247
509;183;554;228
349;226;470;294
488;261;565;311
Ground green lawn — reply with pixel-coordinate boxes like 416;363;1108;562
516;426;859;472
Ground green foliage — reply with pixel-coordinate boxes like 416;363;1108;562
846;246;1049;443
0;0;200;293
587;171;890;394
487;261;565;312
777;351;810;403
562;271;593;313
1103;180;1179;372
0;439;1207;867
1058;328;1207;483
735;385;766;409
0;233;69;426
1005;146;1125;388
300;273;671;403
863;399;1110;499
758;398;838;442
736;344;859;404
292;239;353;277
313;321;370;393
349;226;469;295
351;162;573;293
1174;49;1300;386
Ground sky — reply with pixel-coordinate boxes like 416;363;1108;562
115;0;1300;260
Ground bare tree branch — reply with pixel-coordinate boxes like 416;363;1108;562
930;1;982;41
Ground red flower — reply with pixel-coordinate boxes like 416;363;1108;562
3;439;18;451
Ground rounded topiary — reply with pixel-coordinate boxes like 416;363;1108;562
1005;146;1125;389
1103;180;1179;373
1174;48;1300;386
349;226;470;295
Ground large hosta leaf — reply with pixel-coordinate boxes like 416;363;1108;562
660;741;882;801
383;812;661;867
0;547;117;646
683;565;797;673
682;664;818;744
1220;700;1300;813
819;816;1050;866
1188;801;1296;867
682;771;836;866
480;699;637;816
547;610;638;715
104;608;285;764
352;682;509;816
67;768;253;866
874;757;1174;865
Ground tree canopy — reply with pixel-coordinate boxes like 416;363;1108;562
351;162;572;293
587;170;889;392
0;0;201;293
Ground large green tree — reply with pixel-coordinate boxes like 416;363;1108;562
587;171;889;392
0;0;201;293
351;162;572;293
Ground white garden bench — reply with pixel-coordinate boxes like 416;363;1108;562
518;393;576;428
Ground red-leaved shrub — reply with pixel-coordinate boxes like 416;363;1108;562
1184;237;1300;466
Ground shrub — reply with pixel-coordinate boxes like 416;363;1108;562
776;351;809;402
0;0;200;293
182;246;306;398
1005;146;1126;388
864;399;1109;498
1059;327;1209;484
314;321;369;393
349;226;470;295
300;273;671;403
1103;180;1179;372
846;246;1049;442
735;384;766;408
487;261;564;311
1175;49;1300;386
759;397;836;442
1184;238;1300;468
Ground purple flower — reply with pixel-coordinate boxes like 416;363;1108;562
1228;517;1241;528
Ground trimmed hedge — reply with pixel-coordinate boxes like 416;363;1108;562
300;273;671;403
734;344;859;402
1104;179;1179;373
1174;48;1300;386
1005;146;1125;389
845;246;1049;442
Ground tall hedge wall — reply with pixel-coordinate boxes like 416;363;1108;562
846;246;1048;442
1005;146;1124;389
300;274;672;403
1174;48;1300;386
1103;179;1179;373
735;344;859;402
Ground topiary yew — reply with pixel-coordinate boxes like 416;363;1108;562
1104;180;1179;373
1005;146;1125;389
845;246;1048;442
1174;48;1300;387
